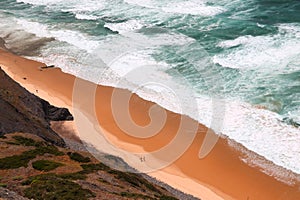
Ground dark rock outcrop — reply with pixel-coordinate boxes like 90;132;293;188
0;67;72;146
41;101;73;121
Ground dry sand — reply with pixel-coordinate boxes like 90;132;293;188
1;49;299;200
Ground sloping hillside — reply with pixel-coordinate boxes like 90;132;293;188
0;133;179;200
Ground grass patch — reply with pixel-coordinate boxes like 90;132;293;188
32;160;64;172
67;152;91;163
0;144;63;169
23;174;95;200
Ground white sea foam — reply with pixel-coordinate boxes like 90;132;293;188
124;0;225;16
219;100;300;175
74;13;99;20
217;35;254;48
17;0;104;21
211;25;300;174
65;0;104;12
104;20;145;34
228;139;300;185
17;0;103;9
108;50;171;77
86;30;194;66
61;0;104;20
213;24;300;72
16;19;99;52
18;0;225;18
16;0;64;5
162;1;225;16
123;0;156;9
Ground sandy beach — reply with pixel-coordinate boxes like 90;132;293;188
1;49;300;200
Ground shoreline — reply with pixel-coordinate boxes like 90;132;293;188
1;49;300;199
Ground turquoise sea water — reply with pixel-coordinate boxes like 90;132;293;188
0;0;299;176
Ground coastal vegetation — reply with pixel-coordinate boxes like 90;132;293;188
32;160;64;172
67;152;91;163
0;134;181;199
23;174;95;200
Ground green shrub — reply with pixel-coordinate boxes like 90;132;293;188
12;136;43;147
67;152;91;163
80;163;110;173
23;174;95;200
32;160;63;172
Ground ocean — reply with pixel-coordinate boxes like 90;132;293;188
0;0;299;175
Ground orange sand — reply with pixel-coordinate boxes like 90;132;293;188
1;50;299;200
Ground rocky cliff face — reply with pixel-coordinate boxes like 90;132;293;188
0;67;72;146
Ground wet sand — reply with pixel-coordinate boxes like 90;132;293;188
1;49;299;200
